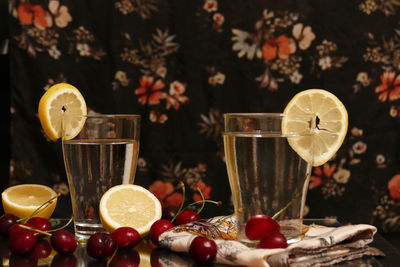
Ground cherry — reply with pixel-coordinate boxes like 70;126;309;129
34;239;52;259
189;236;217;264
8;223;33;237
27;217;52;238
150;219;174;246
175;210;200;225
51;253;78;267
109;249;140;267
9;228;38;254
162;206;179;221
87;232;117;259
257;232;288;249
50;229;77;254
0;213;18;236
245;214;280;240
112;227;141;250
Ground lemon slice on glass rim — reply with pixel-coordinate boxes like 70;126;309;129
38;83;87;141
282;89;348;167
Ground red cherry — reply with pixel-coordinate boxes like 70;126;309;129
9;228;38;254
87;232;117;259
112;227;141;250
50;229;77;254
34;239;52;259
150;219;174;246
245;214;280;240
162;206;179;221
109;249;140;267
257;232;288;249
27;217;52;238
8;223;32;237
189;236;217;264
51;253;78;267
175;210;200;225
0;213;18;236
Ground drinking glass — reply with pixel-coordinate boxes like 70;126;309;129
223;113;314;245
61;114;140;240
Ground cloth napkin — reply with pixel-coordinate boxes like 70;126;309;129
158;216;385;267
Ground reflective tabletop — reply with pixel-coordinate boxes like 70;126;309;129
0;219;398;266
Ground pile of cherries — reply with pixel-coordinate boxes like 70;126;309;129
0;207;288;266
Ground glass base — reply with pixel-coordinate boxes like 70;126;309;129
74;222;107;241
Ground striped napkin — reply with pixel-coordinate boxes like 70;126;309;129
158;216;384;267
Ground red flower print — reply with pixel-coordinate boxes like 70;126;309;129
149;180;182;207
149;110;168;123
261;35;291;61
193;180;212;202
203;0;218;12
17;3;49;30
375;71;400;102
309;163;337;189
164;192;183;207
166;81;189;110
134;76;166;105
388;174;400;200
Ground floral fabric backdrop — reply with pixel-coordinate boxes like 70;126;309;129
7;0;400;233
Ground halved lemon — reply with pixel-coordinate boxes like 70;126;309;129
282;89;348;166
38;83;87;141
99;184;162;236
2;184;58;219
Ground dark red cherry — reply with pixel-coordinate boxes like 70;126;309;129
34;239;52;258
0;213;18;236
150;219;174;246
112;227;140;250
189;236;217;264
27;217;52;238
162;206;179;221
87;232;117;259
175;210;200;225
257;232;288;249
9;228;38;254
109;249;140;267
245;214;280;240
50;229;77;254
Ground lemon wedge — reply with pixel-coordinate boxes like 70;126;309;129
38;83;87;141
99;184;162;236
1;184;58;219
282;89;348;166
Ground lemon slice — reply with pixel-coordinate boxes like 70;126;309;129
1;184;58;219
38;83;87;141
282;89;348;166
99;184;162;236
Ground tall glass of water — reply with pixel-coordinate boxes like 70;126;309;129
62;114;140;241
223;113;314;245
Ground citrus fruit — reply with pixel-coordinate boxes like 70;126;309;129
282;89;348;166
1;184;58;219
38;83;87;141
99;184;162;236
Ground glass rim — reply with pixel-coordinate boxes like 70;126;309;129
62;114;141;119
223;113;285;118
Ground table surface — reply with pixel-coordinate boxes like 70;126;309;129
1;219;400;266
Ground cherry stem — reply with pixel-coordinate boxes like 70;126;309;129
48;216;74;232
18;224;52;237
18;193;61;223
272;190;301;220
171;181;186;223
187;200;222;207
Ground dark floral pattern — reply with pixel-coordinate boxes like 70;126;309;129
7;0;400;233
